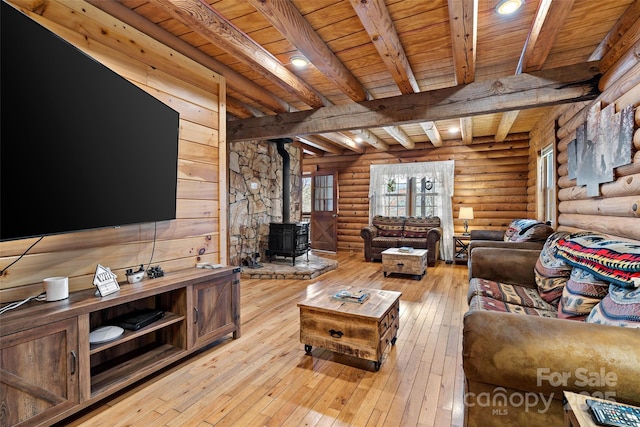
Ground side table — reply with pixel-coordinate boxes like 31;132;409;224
453;234;470;265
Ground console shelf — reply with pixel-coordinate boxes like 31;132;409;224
91;343;184;397
0;267;241;427
89;312;185;355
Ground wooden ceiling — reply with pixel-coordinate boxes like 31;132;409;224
91;0;637;156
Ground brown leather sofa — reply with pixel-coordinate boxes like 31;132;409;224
467;219;554;256
463;246;640;427
360;215;441;267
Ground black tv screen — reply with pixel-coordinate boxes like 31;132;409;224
1;2;180;241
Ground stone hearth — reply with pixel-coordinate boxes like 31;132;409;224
228;139;303;267
240;252;337;280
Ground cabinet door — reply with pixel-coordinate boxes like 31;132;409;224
1;318;79;426
191;271;241;348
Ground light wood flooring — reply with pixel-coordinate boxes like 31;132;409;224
64;252;469;427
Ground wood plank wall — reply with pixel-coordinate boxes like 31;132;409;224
0;1;225;303
303;135;533;254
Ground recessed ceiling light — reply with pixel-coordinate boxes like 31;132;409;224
496;0;523;15
449;127;460;133
291;55;309;67
354;136;363;143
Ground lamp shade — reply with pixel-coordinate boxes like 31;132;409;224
458;207;474;220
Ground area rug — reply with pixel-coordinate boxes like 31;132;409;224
240;253;338;280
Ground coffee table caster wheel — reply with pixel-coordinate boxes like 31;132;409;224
304;344;312;354
391;336;397;345
383;272;387;277
374;361;381;371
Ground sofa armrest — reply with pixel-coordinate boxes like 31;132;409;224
360;225;379;240
463;310;640;406
470;229;504;241
468;248;539;287
427;226;442;242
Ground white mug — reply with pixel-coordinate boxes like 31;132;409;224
43;276;69;301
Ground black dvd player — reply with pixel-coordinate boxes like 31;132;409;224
115;308;164;331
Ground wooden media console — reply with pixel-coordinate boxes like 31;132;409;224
0;267;241;426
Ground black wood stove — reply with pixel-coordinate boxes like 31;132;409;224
267;222;309;265
265;138;310;265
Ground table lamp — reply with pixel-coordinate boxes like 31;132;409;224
458;207;474;235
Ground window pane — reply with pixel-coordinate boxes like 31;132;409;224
302;176;311;213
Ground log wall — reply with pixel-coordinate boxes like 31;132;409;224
0;1;226;303
303;135;533;254
529;41;640;240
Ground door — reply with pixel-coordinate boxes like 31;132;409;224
310;170;338;252
190;269;241;349
1;318;79;426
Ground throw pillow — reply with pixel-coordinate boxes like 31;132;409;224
558;267;609;321
504;219;540;242
556;234;640;289
403;216;439;238
513;222;554;243
586;284;640;328
372;215;404;237
534;231;573;305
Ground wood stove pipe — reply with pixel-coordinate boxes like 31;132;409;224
269;138;292;223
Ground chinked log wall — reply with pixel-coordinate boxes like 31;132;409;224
529;27;640;241
303;136;531;254
0;0;225;303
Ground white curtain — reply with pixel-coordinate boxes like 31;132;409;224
369;160;455;261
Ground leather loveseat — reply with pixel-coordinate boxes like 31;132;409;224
467;218;554;256
360;215;442;267
462;231;640;427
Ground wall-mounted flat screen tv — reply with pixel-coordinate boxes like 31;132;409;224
1;2;180;241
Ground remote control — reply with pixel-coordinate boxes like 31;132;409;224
587;399;640;427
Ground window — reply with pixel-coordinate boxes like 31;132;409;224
301;175;311;214
382;176;436;217
382;177;407;216
414;177;436;217
369;161;455;261
314;174;333;212
540;144;556;224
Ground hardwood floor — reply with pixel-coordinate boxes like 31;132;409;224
65;252;469;427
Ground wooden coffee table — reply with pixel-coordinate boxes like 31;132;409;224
298;285;401;371
381;247;428;279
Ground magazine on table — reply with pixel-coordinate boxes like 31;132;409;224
333;289;370;303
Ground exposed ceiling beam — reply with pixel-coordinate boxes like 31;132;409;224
247;0;396;149
499;0;573;142
590;0;640;64
448;0;477;145
351;0;418;94
297;142;325;157
297;136;344;155
86;0;292;114
350;128;389;151
517;0;574;74
227;62;600;142
247;0;366;102
149;0;326;108
227;97;263;119
495;110;520;142
420;122;443;147
460;118;473;145
352;0;439;147
448;0;477;85
599;8;640;74
319;133;365;153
